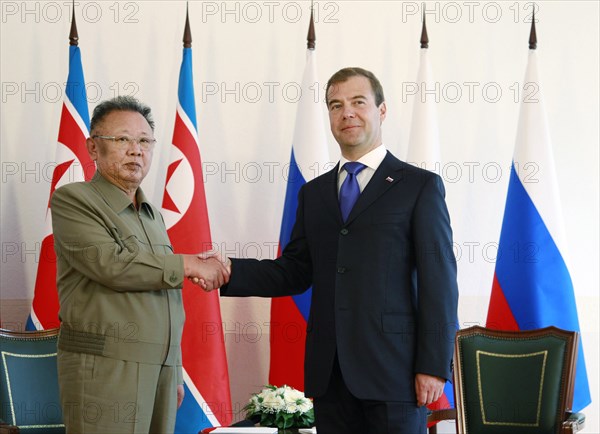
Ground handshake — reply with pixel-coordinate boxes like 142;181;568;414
183;251;231;291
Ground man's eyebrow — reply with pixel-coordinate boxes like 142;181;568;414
327;95;367;106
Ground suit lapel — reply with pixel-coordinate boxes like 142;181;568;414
315;162;344;223
345;152;404;224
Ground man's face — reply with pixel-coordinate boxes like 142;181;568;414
87;110;154;193
327;75;386;159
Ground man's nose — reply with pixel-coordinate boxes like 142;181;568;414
128;141;143;155
342;107;355;119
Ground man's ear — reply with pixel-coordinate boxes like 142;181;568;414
86;137;98;160
379;102;387;123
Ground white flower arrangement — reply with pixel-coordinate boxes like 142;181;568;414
244;385;315;429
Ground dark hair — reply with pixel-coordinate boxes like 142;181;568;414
89;95;154;133
325;67;385;107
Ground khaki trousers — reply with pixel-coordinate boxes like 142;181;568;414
58;350;177;434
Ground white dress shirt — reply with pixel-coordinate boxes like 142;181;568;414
337;144;387;195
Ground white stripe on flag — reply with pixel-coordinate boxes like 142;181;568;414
177;102;199;143
291;49;329;179
182;367;221;427
512;50;569;261
64;97;90;139
406;48;441;169
29;310;42;331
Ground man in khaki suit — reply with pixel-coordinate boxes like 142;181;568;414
52;96;228;433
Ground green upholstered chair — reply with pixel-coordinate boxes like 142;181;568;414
0;328;65;434
428;325;585;434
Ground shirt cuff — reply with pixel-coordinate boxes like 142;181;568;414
163;254;184;288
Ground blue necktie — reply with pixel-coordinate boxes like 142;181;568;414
339;162;367;222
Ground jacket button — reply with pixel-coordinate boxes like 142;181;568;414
337;267;346;273
340;228;349;235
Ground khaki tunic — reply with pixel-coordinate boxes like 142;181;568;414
52;172;185;433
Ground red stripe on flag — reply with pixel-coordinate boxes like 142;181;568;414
169;114;211;247
31;235;60;329
32;103;93;330
426;393;451;428
48;160;75;208
486;274;519;331
268;297;306;391
57;103;94;181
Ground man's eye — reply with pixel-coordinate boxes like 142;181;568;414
116;137;130;144
140;138;151;144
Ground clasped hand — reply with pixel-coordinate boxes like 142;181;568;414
183;251;231;291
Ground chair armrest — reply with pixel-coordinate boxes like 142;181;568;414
0;422;19;434
562;412;585;434
427;408;456;424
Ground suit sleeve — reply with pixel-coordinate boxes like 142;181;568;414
412;174;459;381
51;185;185;292
221;186;313;297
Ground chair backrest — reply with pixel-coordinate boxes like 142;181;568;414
0;328;65;434
454;326;578;434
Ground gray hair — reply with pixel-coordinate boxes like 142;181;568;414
90;95;154;133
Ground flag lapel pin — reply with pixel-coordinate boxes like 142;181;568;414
385;176;394;183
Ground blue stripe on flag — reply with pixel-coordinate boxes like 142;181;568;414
174;383;213;434
495;165;591;411
66;45;90;128
178;48;197;131
279;150;311;321
25;315;37;331
279;151;306;249
443;380;454;408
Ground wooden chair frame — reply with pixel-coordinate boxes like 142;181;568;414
428;325;585;434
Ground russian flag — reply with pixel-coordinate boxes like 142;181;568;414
163;11;233;432
269;43;330;390
28;16;94;331
405;42;454;416
486;49;591;412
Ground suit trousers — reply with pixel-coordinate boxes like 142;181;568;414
57;350;178;434
313;355;427;434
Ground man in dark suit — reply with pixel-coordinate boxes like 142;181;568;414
218;67;458;433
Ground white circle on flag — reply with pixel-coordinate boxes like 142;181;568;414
162;146;194;229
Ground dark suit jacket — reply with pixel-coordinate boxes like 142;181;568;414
221;151;458;401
